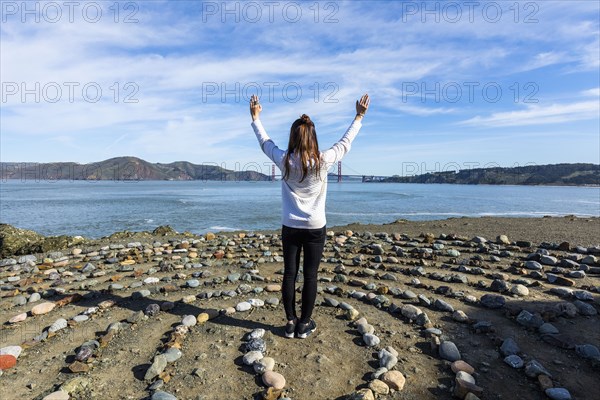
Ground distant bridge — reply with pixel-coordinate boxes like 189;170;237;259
269;161;388;182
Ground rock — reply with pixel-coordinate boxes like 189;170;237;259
163;347;182;363
265;284;281;292
127;311;145;324
145;304;161;317
452;310;469;323
28;292;41;303
510;284;529;296
500;338;520;356
516;310;544;329
0;346;22;359
539;323;559;335
68;361;89;373
454;378;483;399
573;300;597;316
186;279;200;288
381;370;405;390
439;341;461;362
145;354;168;381
504;354;524;368
9;313;27;323
0;354;17;370
540;255;558;266
42;391;70;400
347;308;360;321
262;370;286;390
49;318;68;333
497;235;510;245
31;302;56;315
244;338;266;353
347;388;375;400
182;315;197;327
480;294;505;309
236;302;252;312
456;370;476;384
368;379;389;395
434;299;454;312
253;357;275;374
401;304;422;320
545;388;572;400
243;351;263;366
451;360;475;374
151;391;178;400
379;349;398;369
525;261;543;270
363;333;380;347
575;344;600;360
525;360;552;378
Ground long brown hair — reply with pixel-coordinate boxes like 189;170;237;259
283;114;321;182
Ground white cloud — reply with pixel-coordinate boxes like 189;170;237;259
457;100;599;128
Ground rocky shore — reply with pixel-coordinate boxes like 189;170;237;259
0;217;599;400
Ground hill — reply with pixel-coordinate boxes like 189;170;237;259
380;163;600;186
0;156;270;181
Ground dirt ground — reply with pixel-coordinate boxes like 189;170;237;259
0;216;598;400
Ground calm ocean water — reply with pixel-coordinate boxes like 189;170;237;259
0;180;599;239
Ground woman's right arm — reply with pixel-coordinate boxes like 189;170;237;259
322;94;370;165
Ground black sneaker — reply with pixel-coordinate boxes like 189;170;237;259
285;318;297;338
296;319;317;339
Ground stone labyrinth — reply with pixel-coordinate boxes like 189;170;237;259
0;227;599;400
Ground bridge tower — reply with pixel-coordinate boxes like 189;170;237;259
337;161;342;182
271;164;275;181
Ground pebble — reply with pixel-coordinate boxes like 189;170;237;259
244;338;266;353
363;333;380;347
525;360;552;378
262;370;286;389
401;304;422;320
163;347;182;363
182;315;197;327
381;370;405;390
439;341;461;362
151;391;178;400
247;328;266;340
539;323;559;335
480;294;505;309
500;338;520;356
0;355;17;370
434;299;454;312
186;279;200;288
42;391;70;400
456;370;476;384
236;301;252;312
253;357;275;374
575;344;600;360
9;313;27;323
28;292;41;303
49;318;68;333
379;349;398;369
368;379;390;395
243;351;263;366
545;388;572;400
510;284;529;296
31;302;56;315
144;277;160;284
145;354;168;381
0;346;22;359
504;354;524;368
451;360;475;374
452;310;469;322
348;389;375;400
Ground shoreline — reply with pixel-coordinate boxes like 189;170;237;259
2;216;599;258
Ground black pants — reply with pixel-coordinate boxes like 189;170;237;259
281;224;327;323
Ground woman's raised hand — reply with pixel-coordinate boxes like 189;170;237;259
250;94;262;121
356;93;370;118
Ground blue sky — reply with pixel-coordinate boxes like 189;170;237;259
1;0;598;176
